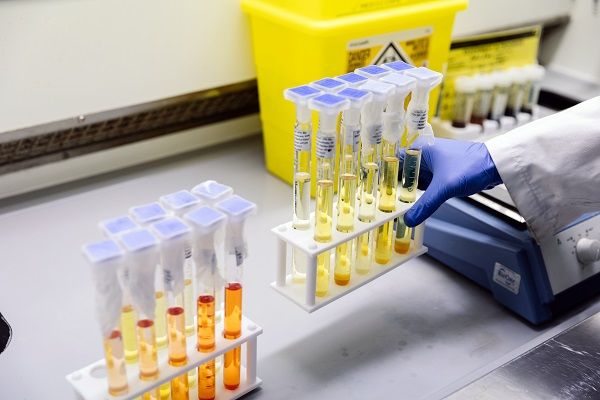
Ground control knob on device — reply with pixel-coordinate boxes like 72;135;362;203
576;238;600;265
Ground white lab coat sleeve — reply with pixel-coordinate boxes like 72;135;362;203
485;96;600;242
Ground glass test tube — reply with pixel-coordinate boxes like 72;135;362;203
399;67;442;204
99;215;140;364
451;76;476;128
83;240;129;397
130;202;169;352
505;68;526;117
488;71;511;122
470;74;494;125
354;80;394;274
215;196;257;391
283;86;322;284
522;64;545;114
184;206;227;400
379;72;416;260
151;218;194;400
333;88;371;285
160;190;202;388
118;229;161;400
374;156;400;264
308;94;350;296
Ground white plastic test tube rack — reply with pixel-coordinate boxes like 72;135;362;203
66;316;262;400
271;192;427;312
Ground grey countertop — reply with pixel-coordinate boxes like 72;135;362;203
0;136;599;399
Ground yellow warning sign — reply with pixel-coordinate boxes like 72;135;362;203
438;25;541;120
346;27;432;72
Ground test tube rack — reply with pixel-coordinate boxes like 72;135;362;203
271;192;427;312
66;316;262;400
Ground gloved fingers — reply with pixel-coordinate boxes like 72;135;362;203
403;177;449;227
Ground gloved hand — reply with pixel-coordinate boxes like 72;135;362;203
402;138;503;227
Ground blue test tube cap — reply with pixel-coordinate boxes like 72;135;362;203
283;85;321;104
308;93;350;114
184;206;227;234
119;228;159;253
160;190;201;214
192;180;233;205
310;77;348;93
336;72;369;87
99;215;138;238
82;239;123;265
354;65;390;80
129;202;168;225
382;61;414;73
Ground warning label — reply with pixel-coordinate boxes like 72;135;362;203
346;27;432;72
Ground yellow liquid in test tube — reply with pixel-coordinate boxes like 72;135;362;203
137;319;158;381
334;174;357;286
375;156;399;265
154;291;167;349
399;149;421;203
356;161;378;275
103;330;128;396
315;179;333;297
120;305;138;364
395;222;411;254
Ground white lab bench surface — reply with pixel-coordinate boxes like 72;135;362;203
0;136;598;399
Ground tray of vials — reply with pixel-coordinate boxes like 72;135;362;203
273;62;443;312
68;181;262;400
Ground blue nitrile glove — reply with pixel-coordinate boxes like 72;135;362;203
402;138;503;227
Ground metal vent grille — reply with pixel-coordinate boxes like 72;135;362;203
0;80;259;175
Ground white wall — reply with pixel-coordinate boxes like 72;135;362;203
542;0;600;84
0;0;256;133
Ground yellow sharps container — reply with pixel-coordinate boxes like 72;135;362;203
242;0;468;188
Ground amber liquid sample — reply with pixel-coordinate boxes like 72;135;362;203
395;222;411;254
223;283;242;391
170;373;189;400
334;241;352;286
167;307;187;366
224;283;242;339
120;304;138;364
197;295;216;352
375;220;394;264
223;346;241;390
155;291;167;349
137;319;158;380
198;359;216;400
103;330;128;396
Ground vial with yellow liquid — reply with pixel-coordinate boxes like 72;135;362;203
284;85;321;284
308;93;350;296
83;240;129;397
374;156;399;264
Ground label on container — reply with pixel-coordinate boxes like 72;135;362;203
294;128;311;152
367;125;382;145
185;246;192;259
316;136;336;158
344;128;361;151
346;27;432;72
493;262;521;295
409;109;428;131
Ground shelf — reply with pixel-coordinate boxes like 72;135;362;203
272;246;427;313
66;316;262;400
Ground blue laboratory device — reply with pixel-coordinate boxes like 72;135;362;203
424;191;600;325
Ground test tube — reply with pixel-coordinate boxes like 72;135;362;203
191;180;233;322
82;240;128;396
504;68;527;117
378;73;416;263
334;88;372;285
488;71;512;121
451;76;476;128
184;206;227;400
283;85;321;284
151;218;192;400
470;74;495;126
215;195;257;391
160;190;201;388
400;67;443;203
311;77;348;93
99;215;139;364
308;94;350;296
355;79;395;274
130;202;170;353
522;64;545;114
118;228;161;399
160;191;201;335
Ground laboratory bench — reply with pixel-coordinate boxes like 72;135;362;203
1;136;599;399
